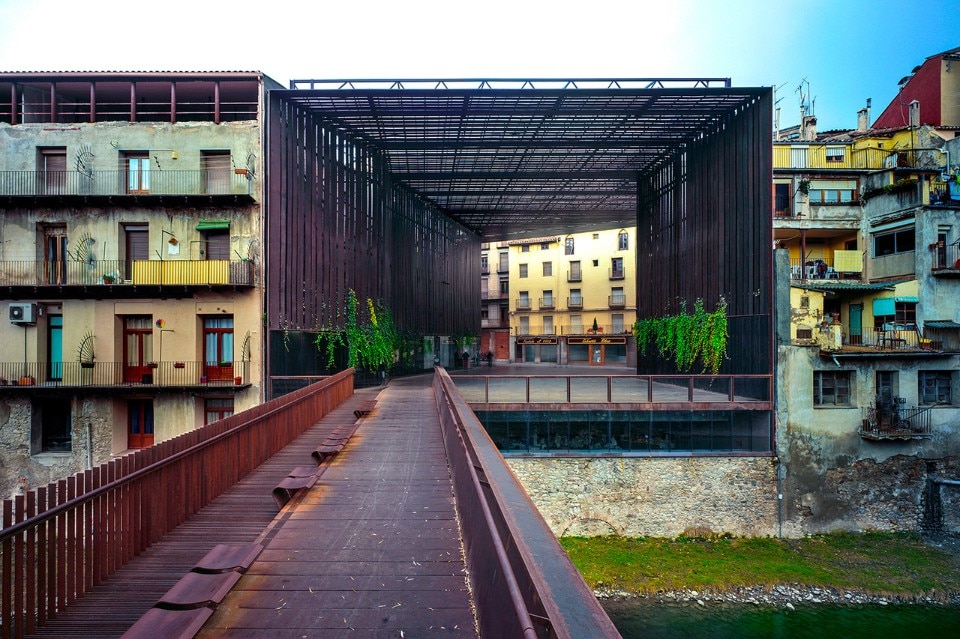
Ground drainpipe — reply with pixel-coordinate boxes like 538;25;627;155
86;422;93;470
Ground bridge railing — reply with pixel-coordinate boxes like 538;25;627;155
434;367;622;639
0;369;353;639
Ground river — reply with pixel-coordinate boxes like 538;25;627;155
603;600;960;637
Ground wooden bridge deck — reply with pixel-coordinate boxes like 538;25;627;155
25;386;384;639
198;374;477;637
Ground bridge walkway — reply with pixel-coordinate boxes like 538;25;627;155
26;386;382;639
198;373;477;637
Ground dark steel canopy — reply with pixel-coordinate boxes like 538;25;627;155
281;78;767;240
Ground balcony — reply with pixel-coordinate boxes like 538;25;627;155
0;259;254;293
789;253;864;281
516;298;532;310
0;170;253;205
567;269;582;282
860;400;932;440
609;268;625;280
932;242;960;278
539;297;555;310
0;360;251;390
773;145;932;171
608;294;626;309
567;296;583;310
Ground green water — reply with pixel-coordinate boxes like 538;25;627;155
604;600;960;638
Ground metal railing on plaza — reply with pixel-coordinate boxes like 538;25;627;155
0;259;253;287
454;374;773;406
0;369;353;638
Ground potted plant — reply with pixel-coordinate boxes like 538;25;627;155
173;361;185;369
80;359;95;369
102;273;115;284
219;360;231;367
234;376;242;385
146;361;159;369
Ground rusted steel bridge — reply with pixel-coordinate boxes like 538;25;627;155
2;369;620;638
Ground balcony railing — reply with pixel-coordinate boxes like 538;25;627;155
567;296;583;309
516;298;532;310
0;259;253;287
539;297;555;310
567;269;582;282
773;146;935;171
0;170;252;198
0;360;251;389
932;242;960;274
841;325;922;351
609;268;625;280
861;401;933;440
608;294;626;308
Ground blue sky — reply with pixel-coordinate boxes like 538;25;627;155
0;0;955;131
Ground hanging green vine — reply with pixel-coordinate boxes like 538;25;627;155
314;289;401;374
632;297;728;374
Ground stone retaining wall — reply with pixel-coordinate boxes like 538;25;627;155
506;456;780;537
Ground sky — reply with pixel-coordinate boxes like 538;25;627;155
0;0;955;132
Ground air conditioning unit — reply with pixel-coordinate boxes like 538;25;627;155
9;303;37;324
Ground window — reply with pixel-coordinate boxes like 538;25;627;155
618;231;629;250
611;257;624;279
205;398;235;425
569;289;582;306
481;255;488;272
592;233;599;240
542;290;554;307
521;245;530;253
202;228;230;260
568;260;581;281
518;291;530;309
825;146;845;163
570;314;582;333
919;371;952;405
540;242;550;250
128;399;154;449
592;259;599;267
874;227;915;256
123;152;150;194
611;286;625;305
808;179;856;203
499;277;509;295
201;150;231;194
799;295;810;309
519;316;530;334
796;326;813;340
565;237;574;255
42;224;68;285
612;314;624;333
123;224;149;280
814;371;852;406
38;147;67;195
774;183;792;216
543;316;554;335
123;316;154;383
873;300;917;329
876;371;898;404
542;261;552;277
204;316;234;381
519;264;528;278
499;251;508;272
31;397;71;453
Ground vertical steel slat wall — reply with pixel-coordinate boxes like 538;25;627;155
266;93;479;376
636;91;773;376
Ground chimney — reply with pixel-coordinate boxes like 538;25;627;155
857;108;868;132
803;115;817;141
909;100;920;128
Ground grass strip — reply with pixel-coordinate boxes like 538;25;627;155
559;532;960;598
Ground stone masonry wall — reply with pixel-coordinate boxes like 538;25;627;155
506;457;779;538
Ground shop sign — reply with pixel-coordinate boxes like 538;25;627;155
516;336;558;345
567;336;627;345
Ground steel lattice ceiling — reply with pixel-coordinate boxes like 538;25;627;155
281;79;768;240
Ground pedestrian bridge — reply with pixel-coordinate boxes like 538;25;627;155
2;368;620;638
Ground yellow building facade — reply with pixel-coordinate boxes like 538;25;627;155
502;227;636;366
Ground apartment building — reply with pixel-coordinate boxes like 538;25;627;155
0;72;276;496
773;88;960;532
481;227;636;367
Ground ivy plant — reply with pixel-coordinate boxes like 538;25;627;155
314;289;401;374
632;297;728;375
